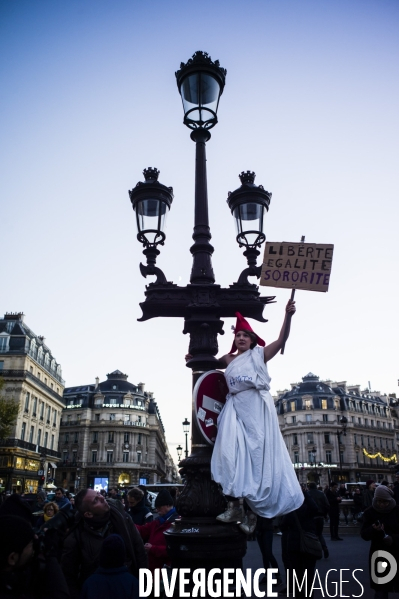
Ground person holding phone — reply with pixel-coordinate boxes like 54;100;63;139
361;485;399;597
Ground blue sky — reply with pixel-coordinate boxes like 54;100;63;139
1;0;398;458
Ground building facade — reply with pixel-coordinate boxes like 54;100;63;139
56;370;178;492
0;313;64;494
274;373;397;487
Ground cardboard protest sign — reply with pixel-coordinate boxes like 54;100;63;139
260;242;334;292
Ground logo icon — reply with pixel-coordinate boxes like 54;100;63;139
371;550;397;585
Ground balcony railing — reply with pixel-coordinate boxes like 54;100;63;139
0;370;63;400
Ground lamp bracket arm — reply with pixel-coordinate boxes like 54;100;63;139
139;263;168;285
236;264;262;286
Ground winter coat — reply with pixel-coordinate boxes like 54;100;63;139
61;501;147;594
280;492;318;553
136;510;178;573
363;488;374;510
80;566;139;599
325;488;341;514
361;504;399;592
307;488;330;517
126;496;153;526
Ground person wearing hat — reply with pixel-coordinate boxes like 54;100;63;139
187;300;303;532
361;484;399;596
136;490;178;573
81;534;139;599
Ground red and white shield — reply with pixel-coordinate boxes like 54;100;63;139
193;370;228;445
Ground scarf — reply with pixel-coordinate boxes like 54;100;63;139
158;507;176;524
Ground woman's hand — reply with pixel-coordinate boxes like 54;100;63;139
185;353;193;362
286;299;296;315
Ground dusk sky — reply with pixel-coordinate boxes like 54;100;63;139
1;0;398;461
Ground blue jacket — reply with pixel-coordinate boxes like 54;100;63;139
80;566;139;599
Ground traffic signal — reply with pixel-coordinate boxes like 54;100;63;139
38;475;45;486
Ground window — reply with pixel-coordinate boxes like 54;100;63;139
29;426;34;443
92;452;97;463
137;452;142;463
322;414;328;423
24;393;30;413
46;406;51;423
321;399;327;410
106;451;113;463
21;422;26;441
340;451;344;463
371;420;374;427
293;434;298;445
44;377;47;385
138;433;142;445
124;432;130;443
37;372;41;380
354;434;357;445
360;435;364;445
294;451;299;464
64;433;69;443
306;414;312;423
93;432;98;443
308;451;315;463
53;411;57;427
72;451;77;464
74;432;78;443
304;398;312;410
40;402;44;420
37;429;41;447
51;435;54;450
365;418;368;425
292;416;296;424
326;451;332;464
44;432;48;448
32;397;37;416
108;432;114;443
324;433;330;444
358;417;362;424
307;432;314;444
109;398;118;405
109;414;115;421
95;414;100;421
290;401;296;412
123;452;129;463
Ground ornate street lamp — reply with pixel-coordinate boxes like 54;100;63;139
129;168;174;284
227;171;271;284
176;445;183;461
182;418;190;459
128;50;276;578
175;50;226;131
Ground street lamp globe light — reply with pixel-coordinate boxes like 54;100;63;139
129;167;174;248
227;171;271;250
175;51;227;131
182;418;190;434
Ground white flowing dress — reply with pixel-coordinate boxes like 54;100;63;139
211;346;303;518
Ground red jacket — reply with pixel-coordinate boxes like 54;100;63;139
136;511;178;573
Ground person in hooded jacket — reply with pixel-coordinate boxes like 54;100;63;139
361;484;399;598
126;487;153;525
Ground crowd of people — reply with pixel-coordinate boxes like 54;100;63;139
1;476;399;598
0;485;180;598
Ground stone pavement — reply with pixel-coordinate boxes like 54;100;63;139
243;530;374;598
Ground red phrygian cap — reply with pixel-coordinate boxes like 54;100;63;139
229;312;265;354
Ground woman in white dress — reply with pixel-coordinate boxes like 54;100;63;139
208;300;304;532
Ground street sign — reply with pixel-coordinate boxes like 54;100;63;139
37;470;44;476
193;370;228;445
